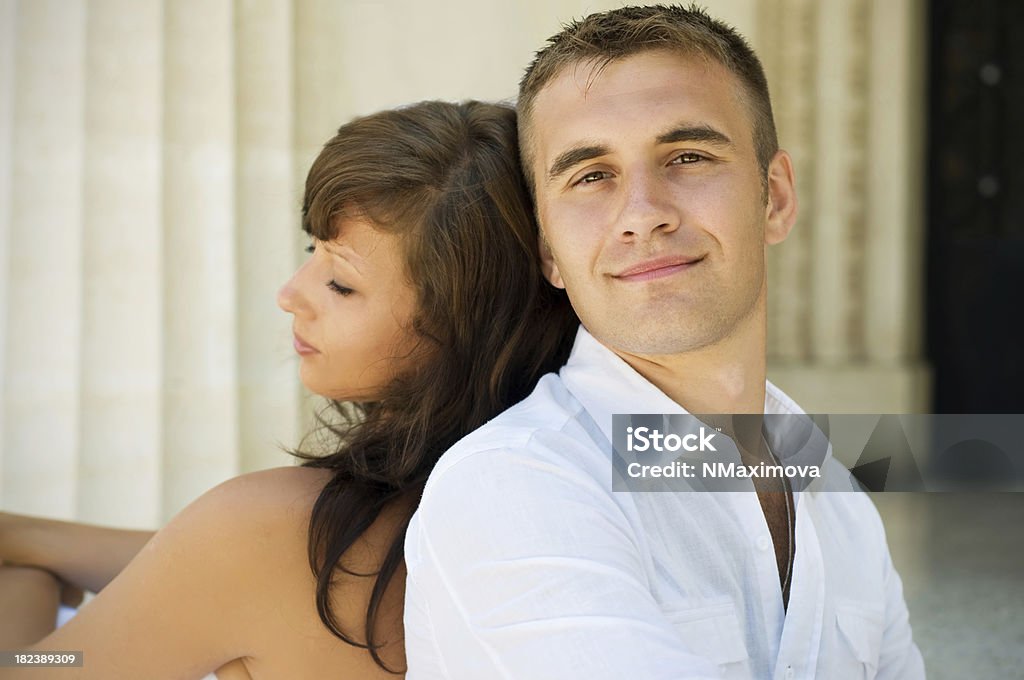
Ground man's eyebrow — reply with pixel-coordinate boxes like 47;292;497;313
545;125;733;184
656;124;733;147
547;144;610;184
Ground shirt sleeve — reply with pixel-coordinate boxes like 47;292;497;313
403;441;724;680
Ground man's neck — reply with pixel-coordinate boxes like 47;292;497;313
610;311;768;415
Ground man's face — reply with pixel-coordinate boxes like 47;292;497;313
529;50;792;357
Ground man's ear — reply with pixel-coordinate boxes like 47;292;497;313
538;231;565;289
764;150;798;245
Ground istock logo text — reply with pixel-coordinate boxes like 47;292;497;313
625;426;717;453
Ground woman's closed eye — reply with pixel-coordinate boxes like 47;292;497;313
305;243;354;295
327;280;354;296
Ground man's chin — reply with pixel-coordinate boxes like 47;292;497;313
590;321;724;358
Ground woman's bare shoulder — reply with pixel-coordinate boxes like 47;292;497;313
0;466;361;679
201;466;407;678
124;464;407;678
204;465;332;509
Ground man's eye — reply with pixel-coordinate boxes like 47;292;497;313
671;152;704;164
305;243;316;254
574;170;611;186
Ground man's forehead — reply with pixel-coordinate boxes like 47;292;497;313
530;51;743;149
536;51;725;104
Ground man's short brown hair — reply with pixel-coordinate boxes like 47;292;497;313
518;3;778;196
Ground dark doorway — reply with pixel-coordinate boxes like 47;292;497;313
927;0;1024;412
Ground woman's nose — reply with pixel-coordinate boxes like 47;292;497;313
276;279;296;314
277;264;310;315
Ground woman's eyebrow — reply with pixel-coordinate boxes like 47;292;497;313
322;242;366;275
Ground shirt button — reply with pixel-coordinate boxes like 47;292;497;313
756;535;772;551
784;666;795;679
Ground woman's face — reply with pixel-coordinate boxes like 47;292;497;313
277;216;420;401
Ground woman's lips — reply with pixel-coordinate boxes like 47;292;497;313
614;255;705;282
293;332;319;355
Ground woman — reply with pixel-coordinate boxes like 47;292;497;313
0;100;578;678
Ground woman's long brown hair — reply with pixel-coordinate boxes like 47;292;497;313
290;100;578;672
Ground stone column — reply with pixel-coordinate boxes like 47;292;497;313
161;0;238;520
2;0;86;517
0;0;14;503
77;0;163;527
761;0;930;412
235;0;299;474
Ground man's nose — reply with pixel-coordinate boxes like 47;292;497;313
615;170;680;241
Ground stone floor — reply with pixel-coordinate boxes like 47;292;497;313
872;493;1024;679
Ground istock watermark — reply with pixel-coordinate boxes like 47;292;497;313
625;425;718;452
611;413;1024;493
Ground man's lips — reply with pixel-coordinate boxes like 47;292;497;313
613;255;705;282
293;332;319;355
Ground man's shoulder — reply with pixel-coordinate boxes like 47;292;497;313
437;373;579;462
419;372;609;503
406;371;637;574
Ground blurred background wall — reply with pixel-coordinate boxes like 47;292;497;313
2;2;1022;677
0;0;930;525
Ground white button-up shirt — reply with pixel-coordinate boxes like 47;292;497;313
404;327;925;679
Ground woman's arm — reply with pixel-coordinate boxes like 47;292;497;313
0;565;60;647
0;466;398;680
0;472;298;679
0;513;154;594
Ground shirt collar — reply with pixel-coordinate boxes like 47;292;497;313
559;325;806;447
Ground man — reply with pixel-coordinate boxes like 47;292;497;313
404;5;925;679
